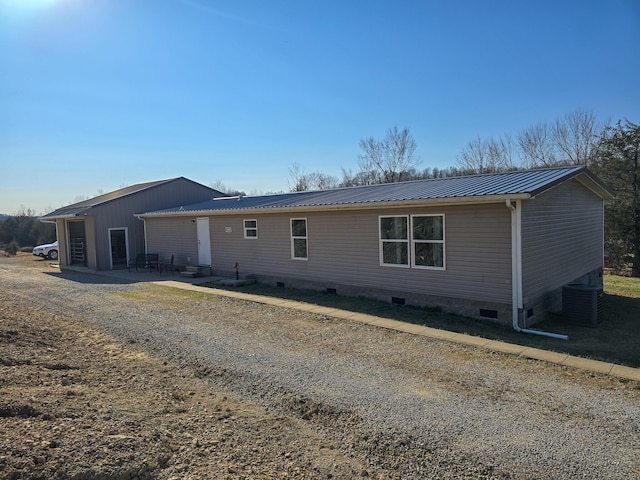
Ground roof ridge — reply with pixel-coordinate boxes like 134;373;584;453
231;166;585;200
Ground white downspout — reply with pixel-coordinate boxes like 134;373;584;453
506;199;568;340
141;217;148;253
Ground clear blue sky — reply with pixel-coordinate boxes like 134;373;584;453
1;0;638;215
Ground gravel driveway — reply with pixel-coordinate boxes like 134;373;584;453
2;256;639;479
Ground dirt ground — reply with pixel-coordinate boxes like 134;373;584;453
0;257;370;479
3;253;638;479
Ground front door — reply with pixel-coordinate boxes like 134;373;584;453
196;217;211;266
109;228;128;269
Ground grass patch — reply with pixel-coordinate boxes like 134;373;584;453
202;276;640;368
111;285;216;303
532;275;640;367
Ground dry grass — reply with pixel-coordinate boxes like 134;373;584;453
206;275;640;368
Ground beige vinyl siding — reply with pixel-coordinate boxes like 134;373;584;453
521;178;603;303
145;217;198;266
208;203;512;304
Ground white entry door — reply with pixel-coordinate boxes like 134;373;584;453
196;217;211;266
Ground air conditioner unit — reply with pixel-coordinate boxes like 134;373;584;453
562;284;603;327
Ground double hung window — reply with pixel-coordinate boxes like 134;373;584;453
291;218;308;260
379;214;445;270
411;215;445;269
380;216;409;266
244;219;257;239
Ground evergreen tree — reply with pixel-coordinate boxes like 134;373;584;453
592;120;640;276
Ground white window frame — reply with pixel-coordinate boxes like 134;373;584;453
107;227;129;270
290;218;308;260
243;219;258;239
379;215;410;268
410;214;446;270
378;214;446;270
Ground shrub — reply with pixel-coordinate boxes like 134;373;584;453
5;241;18;256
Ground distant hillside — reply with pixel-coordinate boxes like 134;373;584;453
0;214;9;221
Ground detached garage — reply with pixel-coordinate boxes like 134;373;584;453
41;177;223;271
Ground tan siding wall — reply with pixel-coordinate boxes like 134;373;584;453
205;203;512;305
55;219;68;267
145;217;198;266
84;217;97;269
521;179;603;309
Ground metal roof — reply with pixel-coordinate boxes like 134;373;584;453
141;166;613;217
41;178;183;219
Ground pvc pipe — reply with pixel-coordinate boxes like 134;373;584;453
506;199;568;340
519;328;568;340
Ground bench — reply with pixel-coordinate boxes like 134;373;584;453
128;253;159;273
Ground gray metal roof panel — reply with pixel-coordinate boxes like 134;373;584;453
41;178;182;219
144;166;598;215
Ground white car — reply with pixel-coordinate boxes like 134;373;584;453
33;241;59;260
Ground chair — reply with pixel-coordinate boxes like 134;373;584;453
146;253;159;273
162;255;175;276
128;253;147;273
128;253;159;273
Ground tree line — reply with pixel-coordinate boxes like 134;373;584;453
0;207;56;254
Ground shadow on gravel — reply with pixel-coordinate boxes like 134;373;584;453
43;270;135;285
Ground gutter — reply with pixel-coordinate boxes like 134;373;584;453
137;193;532;219
506;199;568;340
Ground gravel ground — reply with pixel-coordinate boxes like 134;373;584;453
1;254;639;479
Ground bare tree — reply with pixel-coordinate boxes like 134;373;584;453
517;122;558;168
358;126;420;184
210;180;246;196
457;134;517;174
552;109;602;166
288;163;339;192
288;163;309;192
487;134;517;171
457;136;488;174
340;167;379;186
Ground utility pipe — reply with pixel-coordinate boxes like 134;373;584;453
506;199;568;340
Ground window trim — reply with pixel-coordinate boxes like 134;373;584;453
290;217;308;260
379;214;446;270
243;219;258;239
410;214;446;270
379;215;410;268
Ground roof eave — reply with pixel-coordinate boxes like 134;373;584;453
575;171;616;200
138;193;532;218
39;212;89;221
528;167;615;200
